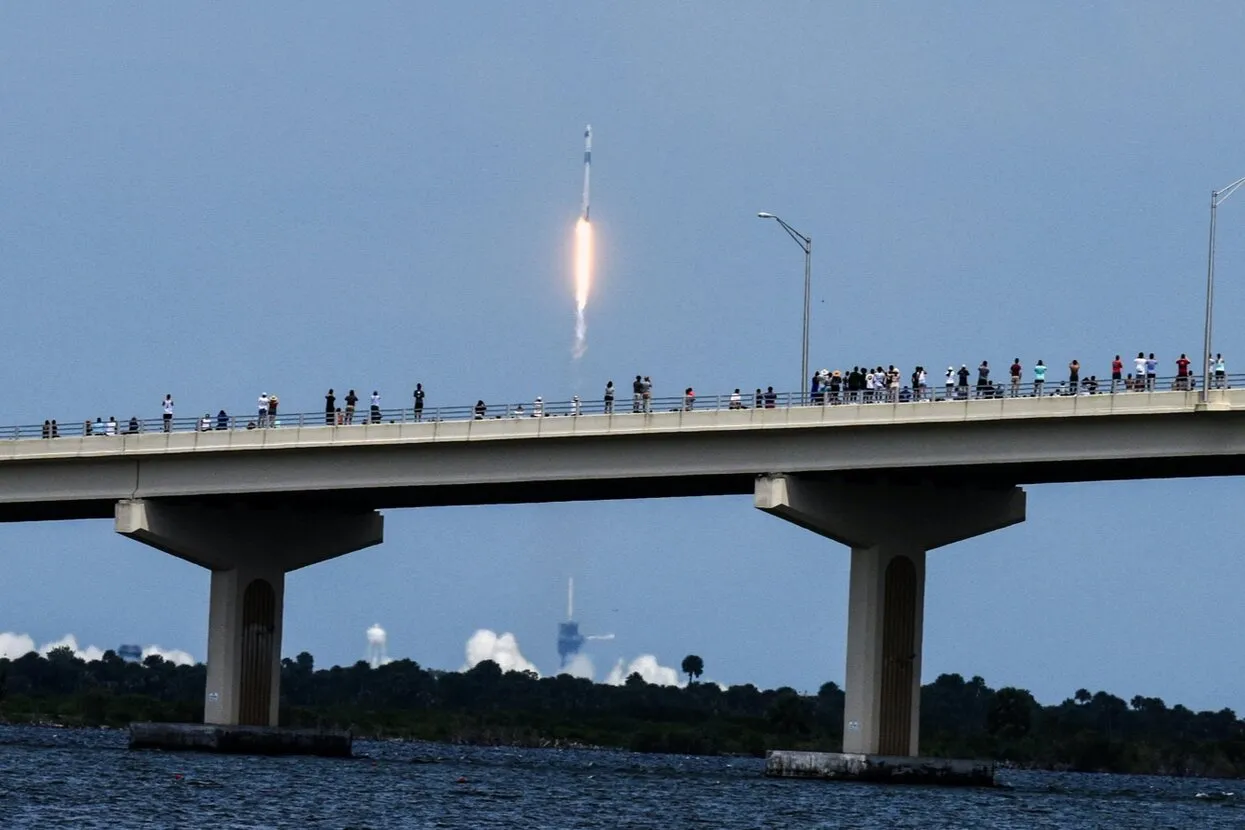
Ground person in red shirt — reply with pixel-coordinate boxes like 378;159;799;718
1176;353;1191;391
1009;359;1022;397
1111;355;1123;393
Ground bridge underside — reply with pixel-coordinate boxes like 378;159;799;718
7;451;1245;523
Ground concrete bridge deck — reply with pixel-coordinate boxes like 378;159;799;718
1;387;1242;522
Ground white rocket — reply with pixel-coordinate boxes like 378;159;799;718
581;124;592;220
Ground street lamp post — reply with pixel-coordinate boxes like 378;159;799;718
757;212;812;398
1202;175;1245;404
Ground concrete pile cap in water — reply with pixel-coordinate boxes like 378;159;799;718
128;722;353;758
765;750;995;787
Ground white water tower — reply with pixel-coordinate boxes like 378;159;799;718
366;623;388;669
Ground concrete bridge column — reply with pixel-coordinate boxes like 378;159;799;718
755;475;1025;757
115;499;383;727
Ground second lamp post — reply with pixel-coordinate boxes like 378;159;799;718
757;212;812;398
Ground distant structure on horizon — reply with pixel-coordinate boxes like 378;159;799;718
557;577;614;668
118;644;142;663
366;623;387;669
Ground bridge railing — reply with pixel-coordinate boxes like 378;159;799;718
7;372;1239;440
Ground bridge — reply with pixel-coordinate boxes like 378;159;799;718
4;383;1243;756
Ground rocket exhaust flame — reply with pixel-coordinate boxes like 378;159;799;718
573;218;593;358
573;125;593;359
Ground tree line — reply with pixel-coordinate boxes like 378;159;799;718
1;647;1243;776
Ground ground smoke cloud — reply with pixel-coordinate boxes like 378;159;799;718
0;631;194;665
462;629;540;675
561;653;594;680
460;630;695;687
605;654;684;687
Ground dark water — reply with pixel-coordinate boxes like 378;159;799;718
0;726;1241;829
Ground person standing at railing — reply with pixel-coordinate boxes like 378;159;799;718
162;395;174;432
1068;359;1080;394
755;387;764;408
956;365;970;400
1009;359;1022;397
1033;361;1046;396
1213;354;1227;389
729;388;742;409
533;396;544;417
41;421;50;439
1175;354;1191;391
106;416;117;436
683;387;695;411
603;381;614;414
642;377;653;413
325;389;336;425
370;391;381;424
943;367;954;401
763;386;777;408
632;376;643;413
268;394;279;426
1145;353;1158;391
1133;353;1147;388
571;395;582;416
125;417;137;435
414;383;425;421
474;400;486;419
915;367;927;401
216;410;228;431
257;393;269;428
976;361;990;399
345;390;358;424
1110;356;1123;393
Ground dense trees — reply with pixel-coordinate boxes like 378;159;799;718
1;651;1243;775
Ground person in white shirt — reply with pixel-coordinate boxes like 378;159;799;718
257;394;269;428
533;397;544;417
729;388;742;409
162;395;174;432
370;391;381;423
199;414;211;432
105;417;117;436
944;368;955;401
1133;352;1146;387
571;395;581;416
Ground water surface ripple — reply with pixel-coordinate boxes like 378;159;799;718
0;726;1240;828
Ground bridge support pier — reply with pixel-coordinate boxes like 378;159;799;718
116;499;383;728
756;475;1024;771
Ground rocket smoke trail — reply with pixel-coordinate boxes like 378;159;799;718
573;125;593;359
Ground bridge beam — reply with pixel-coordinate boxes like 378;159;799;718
755;475;1025;756
115;500;383;727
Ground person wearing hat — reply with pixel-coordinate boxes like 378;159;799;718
944;367;955;401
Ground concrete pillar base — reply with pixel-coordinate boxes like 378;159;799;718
755;475;1026;758
765;750;995;787
116;500;383;727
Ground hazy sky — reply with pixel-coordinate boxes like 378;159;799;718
3;3;1245;711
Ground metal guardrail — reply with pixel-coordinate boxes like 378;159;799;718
9;372;1239;441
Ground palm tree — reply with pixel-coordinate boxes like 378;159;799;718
681;655;704;685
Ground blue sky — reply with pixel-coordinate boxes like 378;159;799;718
3;3;1245;711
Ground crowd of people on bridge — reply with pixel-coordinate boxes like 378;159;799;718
29;351;1233;438
805;352;1230;404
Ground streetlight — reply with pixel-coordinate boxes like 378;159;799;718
1202;175;1245;403
757;212;812;398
